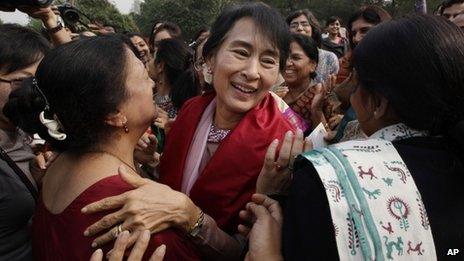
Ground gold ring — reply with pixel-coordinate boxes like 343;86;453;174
112;224;123;238
276;164;287;171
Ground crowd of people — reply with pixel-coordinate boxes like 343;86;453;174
0;0;463;260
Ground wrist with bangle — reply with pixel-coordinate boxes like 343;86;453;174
42;13;63;34
187;208;205;237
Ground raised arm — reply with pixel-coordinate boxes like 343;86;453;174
18;6;72;46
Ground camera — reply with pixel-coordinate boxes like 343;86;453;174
0;0;53;9
57;3;80;24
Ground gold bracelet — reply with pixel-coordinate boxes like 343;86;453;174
188;210;204;237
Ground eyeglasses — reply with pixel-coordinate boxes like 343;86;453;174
290;22;311;29
0;77;24;90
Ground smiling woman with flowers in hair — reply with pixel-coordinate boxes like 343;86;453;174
5;35;201;260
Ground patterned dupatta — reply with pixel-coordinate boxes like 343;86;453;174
269;91;309;131
301;123;436;260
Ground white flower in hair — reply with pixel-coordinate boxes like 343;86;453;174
39;111;67;141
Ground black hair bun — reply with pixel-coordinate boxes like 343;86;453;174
3;77;47;136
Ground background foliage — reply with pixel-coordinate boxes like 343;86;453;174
74;0;138;31
134;0;443;41
24;0;443;40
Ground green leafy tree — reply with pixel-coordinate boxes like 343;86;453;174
72;0;138;32
27;18;43;33
134;0;233;41
135;0;442;40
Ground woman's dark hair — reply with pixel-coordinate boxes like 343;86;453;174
192;26;209;43
203;2;290;71
4;35;131;151
286;9;323;47
286;9;321;29
155;38;198;109
353;15;464;154
290;33;319;79
149;22;182;51
327;16;342;26
148;20;162;51
0;24;51;73
347;5;391;48
117;33;142;60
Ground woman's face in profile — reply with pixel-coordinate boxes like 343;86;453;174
206;17;280;116
119;49;157;129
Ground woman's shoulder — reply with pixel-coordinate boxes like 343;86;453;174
43;174;131;216
319;48;338;60
32;174;135;261
76;175;132;199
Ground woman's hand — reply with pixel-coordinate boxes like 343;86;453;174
311;75;337;112
324;74;337;94
154;108;169;129
238;194;283;261
17;6;55;23
328;114;343;130
323;130;338;144
164;119;175;135
81;166;201;247
273;83;289;98
256;129;312;195
310;83;325;112
89;230;166;261
29;151;59;187
134;133;160;166
16;5;71;45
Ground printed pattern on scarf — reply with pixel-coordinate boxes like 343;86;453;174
302;123;436;261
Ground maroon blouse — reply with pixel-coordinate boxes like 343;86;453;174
32;175;200;261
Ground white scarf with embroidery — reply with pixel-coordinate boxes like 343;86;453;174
302;123;436;261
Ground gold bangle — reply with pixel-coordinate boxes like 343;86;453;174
188;210;205;237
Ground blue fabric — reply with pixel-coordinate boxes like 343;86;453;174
333;106;356;143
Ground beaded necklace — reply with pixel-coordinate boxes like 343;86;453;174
207;123;231;143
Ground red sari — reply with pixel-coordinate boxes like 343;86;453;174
32;175;199;261
159;92;295;234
